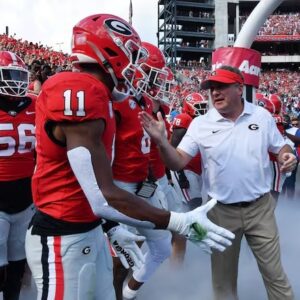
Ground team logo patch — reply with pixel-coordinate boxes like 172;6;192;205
129;99;137;110
82;246;91;255
105;19;132;36
8;110;17;116
257;101;265;107
248;124;259;130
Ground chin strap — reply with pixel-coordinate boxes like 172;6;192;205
86;40;119;87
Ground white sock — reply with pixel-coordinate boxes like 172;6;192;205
123;285;138;299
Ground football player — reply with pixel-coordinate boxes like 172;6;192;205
25;14;234;300
112;42;175;300
147;65;187;267
256;95;293;200
0;50;36;300
167;93;208;263
171;93;207;209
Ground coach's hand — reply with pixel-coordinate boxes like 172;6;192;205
107;226;146;270
278;152;297;173
167;199;235;252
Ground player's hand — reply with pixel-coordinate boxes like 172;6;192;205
167;199;235;253
107;226;146;270
278;152;297;173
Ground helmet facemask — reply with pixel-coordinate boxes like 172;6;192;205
156;72;177;105
0;66;29;97
137;63;168;100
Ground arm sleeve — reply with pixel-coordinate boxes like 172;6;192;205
67;146;156;229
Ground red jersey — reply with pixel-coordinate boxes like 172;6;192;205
273;114;285;135
32;72;115;223
171;113;193;133
269;114;285;161
0;94;36;181
172;113;202;175
112;96;152;182
149;104;170;179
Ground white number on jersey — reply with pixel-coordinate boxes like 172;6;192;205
141;129;151;154
0;123;35;157
64;90;86;117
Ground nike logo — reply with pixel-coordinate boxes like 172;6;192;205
212;130;220;134
25;111;35;115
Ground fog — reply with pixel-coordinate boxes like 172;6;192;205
1;171;299;300
140;172;300;300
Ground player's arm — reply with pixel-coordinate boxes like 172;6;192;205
286;132;300;144
170;127;187;148
59;119;170;229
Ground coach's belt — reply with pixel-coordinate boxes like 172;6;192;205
218;193;267;207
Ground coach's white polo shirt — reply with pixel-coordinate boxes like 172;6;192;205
178;100;286;203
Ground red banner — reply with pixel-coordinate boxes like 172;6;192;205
212;47;261;88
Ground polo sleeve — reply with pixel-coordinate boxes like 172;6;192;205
177;118;199;157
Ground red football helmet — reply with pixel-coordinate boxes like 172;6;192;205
137;42;167;99
0;51;29;97
256;97;275;114
269;94;282;114
255;92;265;101
71;14;148;95
183;93;208;117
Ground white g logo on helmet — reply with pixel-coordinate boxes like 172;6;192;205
105;19;132;36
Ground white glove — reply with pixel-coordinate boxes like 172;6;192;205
167;199;235;252
107;225;146;270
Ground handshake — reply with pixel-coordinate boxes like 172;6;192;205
167;199;235;254
108;199;235;271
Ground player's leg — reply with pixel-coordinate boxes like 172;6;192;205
95;234;115;300
0;214;11;296
112;181;140;300
270;160;287;202
123;186;172;300
26;225;109;300
5;204;35;300
123;228;172;300
3;259;26;300
157;175;188;266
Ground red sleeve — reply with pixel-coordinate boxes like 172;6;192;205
172;113;192;130
41;72;111;123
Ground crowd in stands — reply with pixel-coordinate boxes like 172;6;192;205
172;66;300;121
0;34;72;94
0;33;299;120
257;13;300;36
240;12;300;36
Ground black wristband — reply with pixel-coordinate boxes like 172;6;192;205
102;219;119;233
